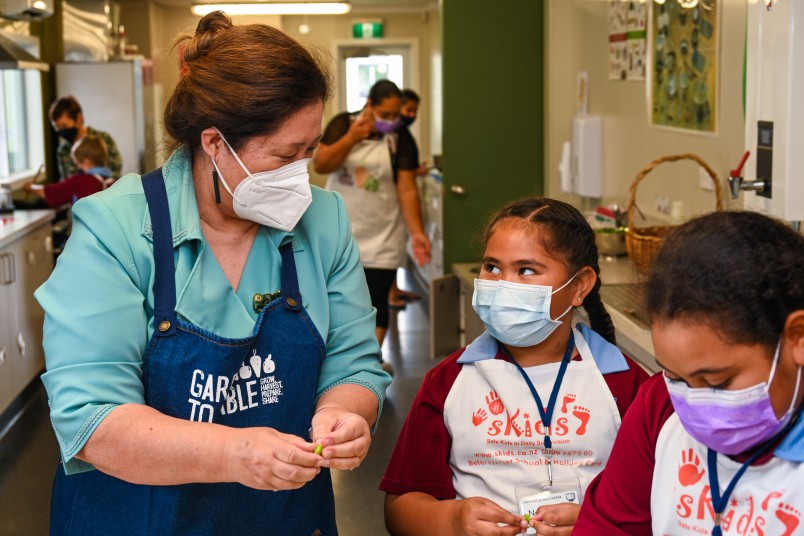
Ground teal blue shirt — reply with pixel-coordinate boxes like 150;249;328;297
36;146;390;474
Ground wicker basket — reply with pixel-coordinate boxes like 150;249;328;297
626;154;724;273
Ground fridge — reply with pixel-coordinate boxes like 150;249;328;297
56;59;148;176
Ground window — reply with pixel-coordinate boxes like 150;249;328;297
0;32;45;186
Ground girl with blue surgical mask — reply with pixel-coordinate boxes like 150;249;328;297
575;211;804;536
382;198;649;535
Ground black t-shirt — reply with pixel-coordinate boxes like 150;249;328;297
321;111;420;176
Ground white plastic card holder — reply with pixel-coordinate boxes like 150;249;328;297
515;477;582;518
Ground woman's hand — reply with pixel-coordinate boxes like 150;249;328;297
410;232;431;267
347;112;374;144
223;426;323;491
310;406;371;470
451;497;529;536
529;503;580;535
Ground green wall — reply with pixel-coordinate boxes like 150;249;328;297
442;0;544;268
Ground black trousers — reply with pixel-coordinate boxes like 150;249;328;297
363;268;397;329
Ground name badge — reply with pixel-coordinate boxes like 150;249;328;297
515;477;582;518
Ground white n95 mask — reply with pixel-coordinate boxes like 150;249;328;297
472;274;578;347
211;129;312;231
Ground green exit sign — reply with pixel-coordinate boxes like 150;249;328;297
353;21;383;38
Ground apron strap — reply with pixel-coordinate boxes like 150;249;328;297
141;168;178;336
279;241;303;312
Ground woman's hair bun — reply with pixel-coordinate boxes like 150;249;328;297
181;10;232;64
196;10;233;35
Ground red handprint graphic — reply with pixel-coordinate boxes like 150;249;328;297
678;448;705;487
485;391;505;415
472;408;488;426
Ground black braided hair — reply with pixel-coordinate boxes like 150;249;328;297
483;198;617;344
647;211;804;350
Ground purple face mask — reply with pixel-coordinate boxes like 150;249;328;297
664;340;802;455
374;115;400;134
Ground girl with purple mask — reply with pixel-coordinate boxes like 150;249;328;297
576;211;804;536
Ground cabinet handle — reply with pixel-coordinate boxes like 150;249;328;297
0;347;6;366
17;332;26;358
0;253;10;285
5;252;14;284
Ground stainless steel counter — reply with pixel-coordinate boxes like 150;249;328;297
598;256;657;373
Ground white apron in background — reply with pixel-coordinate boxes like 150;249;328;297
325;135;406;269
652;415;804;536
444;327;622;515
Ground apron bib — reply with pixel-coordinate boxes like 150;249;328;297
50;169;336;536
443;328;622;514
325;136;405;269
651;414;804;536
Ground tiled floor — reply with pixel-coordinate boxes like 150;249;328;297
0;271;432;536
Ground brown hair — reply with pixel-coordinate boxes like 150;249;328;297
483;197;616;345
71;135;108;167
49;96;82;123
164;11;332;153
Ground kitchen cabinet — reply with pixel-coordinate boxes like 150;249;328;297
0;210;54;416
429;262;485;359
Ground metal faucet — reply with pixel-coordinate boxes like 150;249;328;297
727;150;767;199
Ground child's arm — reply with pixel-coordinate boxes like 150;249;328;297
385;492;528;536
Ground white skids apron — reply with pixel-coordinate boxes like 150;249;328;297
444;328;622;515
652;414;804;535
325;135;405;269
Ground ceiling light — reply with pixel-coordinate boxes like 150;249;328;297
191;3;351;16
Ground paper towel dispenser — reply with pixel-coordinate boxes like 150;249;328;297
560;115;603;198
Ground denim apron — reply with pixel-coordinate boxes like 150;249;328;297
50;169;336;536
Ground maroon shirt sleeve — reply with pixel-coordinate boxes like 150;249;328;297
43;173;103;209
602;355;651;418
379;349;465;499
574;373;675;535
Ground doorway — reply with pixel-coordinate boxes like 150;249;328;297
334;40;420;142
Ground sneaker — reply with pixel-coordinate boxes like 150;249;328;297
381;360;394;376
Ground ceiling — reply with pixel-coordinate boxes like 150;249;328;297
153;0;437;10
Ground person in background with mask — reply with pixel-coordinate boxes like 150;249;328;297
382;198;648;535
37;11;390;535
49;95;123;181
314;80;431;372
575;211;804;536
388;88;427;309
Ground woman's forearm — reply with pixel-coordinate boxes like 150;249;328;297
313;136;357;174
78;403;230;485
396;171;425;236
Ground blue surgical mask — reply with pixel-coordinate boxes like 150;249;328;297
472;273;578;347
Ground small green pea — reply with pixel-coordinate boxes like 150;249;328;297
523;513;532;523
314;444;324;456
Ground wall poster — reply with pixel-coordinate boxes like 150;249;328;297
649;0;719;134
609;0;648;81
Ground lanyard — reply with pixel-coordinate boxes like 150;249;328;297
707;410;801;536
500;331;575;452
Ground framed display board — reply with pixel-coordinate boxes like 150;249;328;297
648;0;719;134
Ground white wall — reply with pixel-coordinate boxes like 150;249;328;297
546;0;746;223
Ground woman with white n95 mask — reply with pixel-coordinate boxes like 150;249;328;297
36;10;390;535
